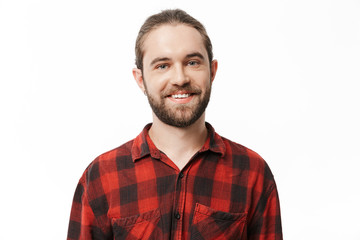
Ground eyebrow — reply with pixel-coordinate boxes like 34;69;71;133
150;57;171;67
185;52;205;60
149;52;205;67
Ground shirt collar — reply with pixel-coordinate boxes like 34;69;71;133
131;122;226;162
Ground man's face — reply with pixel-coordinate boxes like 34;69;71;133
135;24;217;128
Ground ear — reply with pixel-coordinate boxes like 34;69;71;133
132;68;146;93
210;59;218;83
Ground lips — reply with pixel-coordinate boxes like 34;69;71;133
162;86;201;104
165;90;197;104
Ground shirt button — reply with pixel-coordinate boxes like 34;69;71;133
174;212;181;220
179;172;184;178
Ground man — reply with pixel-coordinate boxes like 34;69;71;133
67;9;282;240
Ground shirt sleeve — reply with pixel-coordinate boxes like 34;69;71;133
247;182;283;240
67;178;112;240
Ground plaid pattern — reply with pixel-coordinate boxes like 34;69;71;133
67;123;282;240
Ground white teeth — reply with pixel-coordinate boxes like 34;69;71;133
172;94;190;99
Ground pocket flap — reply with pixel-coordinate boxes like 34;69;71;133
111;209;162;240
112;209;160;227
194;203;247;223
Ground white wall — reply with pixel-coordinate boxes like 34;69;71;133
1;0;359;239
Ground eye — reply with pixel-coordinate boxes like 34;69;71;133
188;60;199;66
156;64;168;70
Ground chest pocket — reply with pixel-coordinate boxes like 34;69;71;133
190;203;247;240
111;208;162;240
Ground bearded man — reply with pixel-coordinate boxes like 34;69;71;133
67;9;282;240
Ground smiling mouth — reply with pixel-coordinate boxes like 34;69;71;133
166;92;197;104
171;93;192;99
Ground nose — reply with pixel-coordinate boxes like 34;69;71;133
170;64;190;86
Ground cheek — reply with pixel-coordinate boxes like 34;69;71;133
190;71;211;86
144;75;168;93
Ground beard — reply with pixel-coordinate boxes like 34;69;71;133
144;83;212;128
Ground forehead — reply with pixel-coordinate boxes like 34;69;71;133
142;24;208;62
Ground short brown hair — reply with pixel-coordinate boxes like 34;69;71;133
135;9;213;71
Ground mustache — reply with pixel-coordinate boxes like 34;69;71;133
161;85;202;97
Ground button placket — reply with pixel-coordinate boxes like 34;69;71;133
173;170;186;239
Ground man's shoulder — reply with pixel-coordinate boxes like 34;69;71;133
220;136;273;178
97;139;135;163
80;139;136;182
221;136;262;160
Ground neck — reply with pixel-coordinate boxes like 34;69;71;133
149;114;208;169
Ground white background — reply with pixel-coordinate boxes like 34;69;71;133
1;0;359;239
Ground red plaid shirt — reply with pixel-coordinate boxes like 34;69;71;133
67;123;282;240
